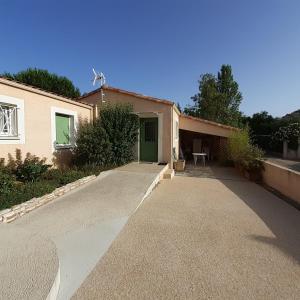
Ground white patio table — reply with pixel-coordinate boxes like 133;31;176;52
192;153;207;167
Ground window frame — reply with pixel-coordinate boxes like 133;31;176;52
55;113;72;147
0;95;25;145
51;107;77;151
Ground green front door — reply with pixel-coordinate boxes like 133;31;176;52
140;118;158;162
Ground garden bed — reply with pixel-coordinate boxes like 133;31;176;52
0;174;97;223
0;165;105;211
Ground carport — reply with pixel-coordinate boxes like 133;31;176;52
179;115;237;162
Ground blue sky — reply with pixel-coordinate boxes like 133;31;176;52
1;0;299;117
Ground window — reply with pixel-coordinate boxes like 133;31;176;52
51;107;77;150
55;113;71;146
0;103;18;138
0;96;24;144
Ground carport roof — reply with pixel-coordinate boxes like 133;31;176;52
180;114;238;131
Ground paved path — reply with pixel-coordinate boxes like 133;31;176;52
73;168;300;300
0;162;166;300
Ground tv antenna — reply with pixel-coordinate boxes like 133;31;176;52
92;68;106;87
92;68;106;103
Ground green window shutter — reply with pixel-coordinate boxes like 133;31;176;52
55;114;70;145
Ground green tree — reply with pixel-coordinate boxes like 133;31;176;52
2;68;80;98
100;103;139;166
184;65;243;127
247;111;275;135
75;103;139;166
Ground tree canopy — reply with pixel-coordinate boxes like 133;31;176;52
2;68;81;99
184;65;243;127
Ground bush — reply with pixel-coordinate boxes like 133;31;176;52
15;157;51;182
0;171;16;194
0;181;57;210
42;169;84;185
74;121;112;166
6;150;51;182
227;128;264;172
0;156;106;210
100;103;139;166
75;103;139;166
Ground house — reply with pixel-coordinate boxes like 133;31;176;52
0;77;93;166
79;85;237;166
0;77;237;167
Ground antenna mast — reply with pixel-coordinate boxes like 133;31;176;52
92;68;106;103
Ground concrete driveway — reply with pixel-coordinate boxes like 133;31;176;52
73;167;300;299
0;162;166;300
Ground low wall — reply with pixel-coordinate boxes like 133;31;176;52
262;161;300;205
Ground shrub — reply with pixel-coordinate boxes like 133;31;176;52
75;121;112;166
75;103;139;166
42;168;95;185
0;171;15;194
4;150;51;182
227;128;264;172
100;103;139;166
0;181;57;210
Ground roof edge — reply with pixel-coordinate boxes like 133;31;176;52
0;77;93;109
180;114;239;131
80;85;175;107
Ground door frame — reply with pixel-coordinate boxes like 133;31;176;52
136;112;163;163
139;117;158;162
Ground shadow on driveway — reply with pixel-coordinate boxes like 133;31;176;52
202;166;300;264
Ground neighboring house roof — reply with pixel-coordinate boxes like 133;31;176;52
180;114;238;131
0;77;92;109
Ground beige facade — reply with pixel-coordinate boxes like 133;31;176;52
0;79;236;168
0;78;93;165
80;85;235;167
81;86;180;165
